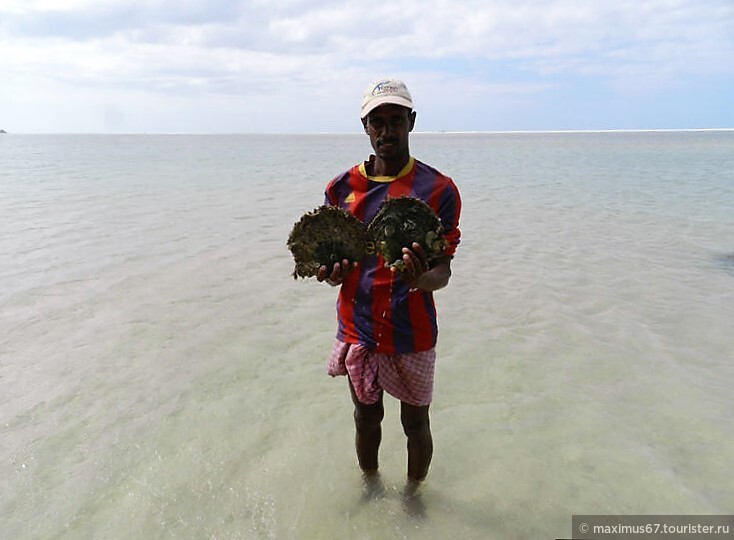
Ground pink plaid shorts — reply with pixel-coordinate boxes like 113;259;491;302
327;340;435;406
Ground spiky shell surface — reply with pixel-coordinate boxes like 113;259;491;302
287;205;367;278
367;196;447;271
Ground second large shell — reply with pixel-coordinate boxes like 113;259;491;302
367;196;447;271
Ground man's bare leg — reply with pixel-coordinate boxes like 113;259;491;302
400;402;432;482
348;378;384;474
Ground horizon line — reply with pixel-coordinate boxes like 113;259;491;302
2;128;733;136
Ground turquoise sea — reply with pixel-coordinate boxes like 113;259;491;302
1;131;733;539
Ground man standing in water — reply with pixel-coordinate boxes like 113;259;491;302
317;79;461;487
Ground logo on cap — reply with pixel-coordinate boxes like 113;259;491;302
372;81;402;96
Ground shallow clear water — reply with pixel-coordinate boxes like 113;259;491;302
1;132;733;539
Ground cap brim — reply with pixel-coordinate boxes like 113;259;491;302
360;96;414;119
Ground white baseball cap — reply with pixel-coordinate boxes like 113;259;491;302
360;79;414;119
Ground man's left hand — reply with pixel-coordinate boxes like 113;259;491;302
394;242;428;285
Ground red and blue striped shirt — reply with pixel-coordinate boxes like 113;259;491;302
324;156;461;354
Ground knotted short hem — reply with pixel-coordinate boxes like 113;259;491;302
327;340;435;406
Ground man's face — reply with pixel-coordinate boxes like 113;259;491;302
362;104;416;161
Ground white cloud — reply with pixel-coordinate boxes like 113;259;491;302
1;0;732;131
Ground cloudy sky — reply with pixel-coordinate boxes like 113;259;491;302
1;0;732;133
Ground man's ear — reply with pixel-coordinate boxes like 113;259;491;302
408;110;417;132
361;117;369;134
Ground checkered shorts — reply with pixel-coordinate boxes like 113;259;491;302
327;340;435;406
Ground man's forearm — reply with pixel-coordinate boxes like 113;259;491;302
412;262;451;291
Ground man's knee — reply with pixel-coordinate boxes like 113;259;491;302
400;405;430;438
354;402;384;432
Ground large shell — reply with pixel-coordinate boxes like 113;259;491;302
287;205;368;279
367;196;447;271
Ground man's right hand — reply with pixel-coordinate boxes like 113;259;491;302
316;260;356;286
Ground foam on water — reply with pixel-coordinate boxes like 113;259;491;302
1;132;733;539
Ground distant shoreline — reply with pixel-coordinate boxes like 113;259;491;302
416;128;734;135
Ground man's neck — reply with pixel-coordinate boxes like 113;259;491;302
369;153;410;177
